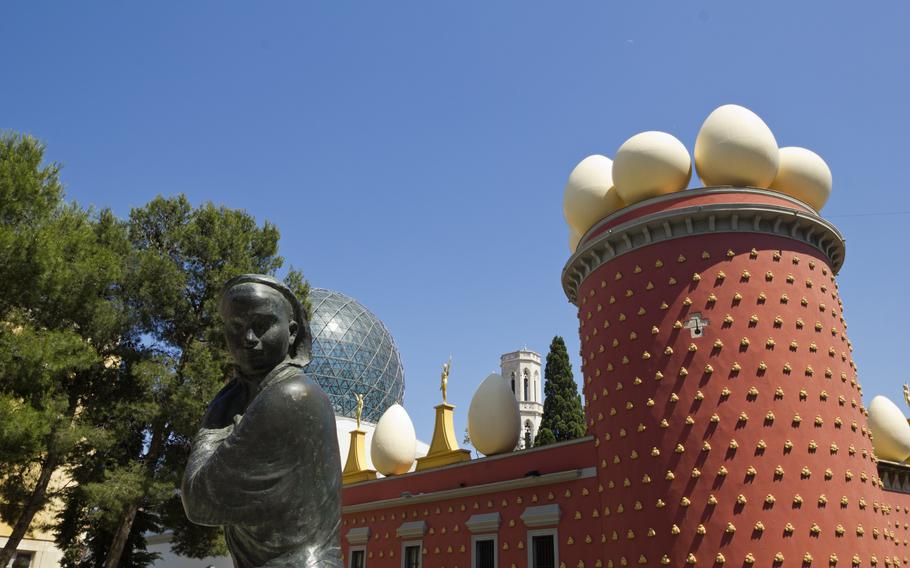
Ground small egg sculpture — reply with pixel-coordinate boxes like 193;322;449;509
694;104;779;188
569;230;581;254
868;395;910;463
563;155;625;236
371;403;417;476
468;373;521;455
769;146;832;211
612;131;691;205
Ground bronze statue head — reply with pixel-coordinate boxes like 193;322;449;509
219;274;313;377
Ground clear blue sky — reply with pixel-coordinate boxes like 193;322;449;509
3;2;909;445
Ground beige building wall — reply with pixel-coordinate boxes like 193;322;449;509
0;468;69;568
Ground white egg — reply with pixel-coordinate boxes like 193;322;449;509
612;131;691;205
563;155;625;236
868;395;910;462
468;373;521;456
769;146;832;211
370;403;417;476
694;104;779;188
569;230;581;254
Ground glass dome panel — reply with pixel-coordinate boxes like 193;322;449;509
305;288;405;422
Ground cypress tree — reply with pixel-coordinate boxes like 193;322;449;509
534;336;586;446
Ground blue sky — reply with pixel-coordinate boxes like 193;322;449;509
3;2;909;445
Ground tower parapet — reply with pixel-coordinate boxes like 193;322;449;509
564;188;893;567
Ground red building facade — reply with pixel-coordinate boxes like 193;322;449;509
341;189;910;568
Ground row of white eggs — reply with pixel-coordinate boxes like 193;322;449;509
868;395;910;463
369;373;522;476
564;104;834;252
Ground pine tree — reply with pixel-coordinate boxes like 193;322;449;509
534;336;586;446
0;134;313;567
0;134;132;567
56;195;309;568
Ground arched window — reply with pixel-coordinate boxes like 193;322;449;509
510;371;515;393
524;421;533;449
524;377;530;401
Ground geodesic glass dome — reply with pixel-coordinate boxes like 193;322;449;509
306;288;405;423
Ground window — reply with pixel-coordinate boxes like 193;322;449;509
402;542;421;568
472;535;497;568
527;529;558;568
523;377;529;401
510;372;515;393
6;553;33;568
524;421;533;448
348;546;366;568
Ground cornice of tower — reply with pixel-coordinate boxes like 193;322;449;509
562;188;845;304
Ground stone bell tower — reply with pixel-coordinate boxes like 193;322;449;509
500;349;543;449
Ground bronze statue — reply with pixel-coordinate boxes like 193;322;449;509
182;274;341;567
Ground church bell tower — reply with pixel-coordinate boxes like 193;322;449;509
499;349;544;449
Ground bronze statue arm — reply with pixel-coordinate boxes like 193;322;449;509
181;383;317;526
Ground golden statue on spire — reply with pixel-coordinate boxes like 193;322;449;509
441;358;451;404
355;393;364;429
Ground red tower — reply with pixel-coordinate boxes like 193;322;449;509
563;188;897;567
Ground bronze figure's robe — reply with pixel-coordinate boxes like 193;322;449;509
182;361;342;567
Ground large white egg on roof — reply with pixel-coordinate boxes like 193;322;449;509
769;146;832;211
569;229;581;254
612;131;691;205
694;104;779;188
468;373;521;456
868;395;910;463
563;155;625;236
370;403;417;476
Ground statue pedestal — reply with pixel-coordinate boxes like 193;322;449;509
342;429;377;485
415;403;471;471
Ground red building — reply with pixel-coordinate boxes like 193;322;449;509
341;188;910;568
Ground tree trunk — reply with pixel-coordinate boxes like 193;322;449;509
102;502;139;568
0;453;60;567
101;422;167;568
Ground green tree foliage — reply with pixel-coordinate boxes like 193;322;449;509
0;133;310;567
0;134;132;567
534;336;586;446
56;195;308;568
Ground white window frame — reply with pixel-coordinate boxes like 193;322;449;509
348;545;367;568
526;528;559;568
400;540;423;568
471;533;498;568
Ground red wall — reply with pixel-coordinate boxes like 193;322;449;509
342;440;601;568
343;477;600;568
576;226;894;566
